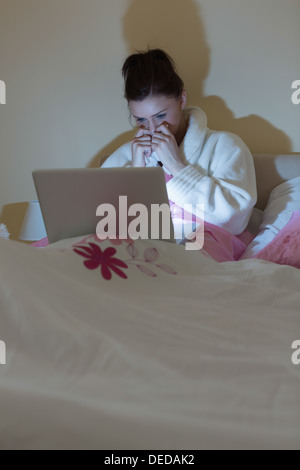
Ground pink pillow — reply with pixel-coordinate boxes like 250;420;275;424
252;211;300;268
200;222;250;262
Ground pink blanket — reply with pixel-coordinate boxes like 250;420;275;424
165;173;253;262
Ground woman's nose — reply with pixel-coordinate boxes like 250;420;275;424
148;120;156;134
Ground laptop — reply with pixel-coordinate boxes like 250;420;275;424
32;167;175;244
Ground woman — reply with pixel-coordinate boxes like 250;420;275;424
101;48;257;237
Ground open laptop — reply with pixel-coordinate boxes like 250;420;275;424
32;167;175;244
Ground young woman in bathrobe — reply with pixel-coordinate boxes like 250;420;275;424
101;48;257;238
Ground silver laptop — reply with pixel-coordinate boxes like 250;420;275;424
32;167;175;244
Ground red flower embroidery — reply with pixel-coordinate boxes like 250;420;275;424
73;243;128;280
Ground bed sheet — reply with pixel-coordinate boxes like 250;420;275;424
0;235;299;449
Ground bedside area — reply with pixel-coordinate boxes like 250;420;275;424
0;201;46;244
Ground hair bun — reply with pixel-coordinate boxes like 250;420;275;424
122;53;140;80
122;48;184;101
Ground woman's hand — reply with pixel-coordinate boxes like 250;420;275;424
131;127;152;167
151;123;187;175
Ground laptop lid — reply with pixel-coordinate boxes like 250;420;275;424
32;167;175;244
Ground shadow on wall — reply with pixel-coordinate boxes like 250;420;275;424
89;129;136;168
89;0;210;167
90;0;291;167
121;0;210;105
199;96;291;154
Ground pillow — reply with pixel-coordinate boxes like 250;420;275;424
252;211;300;268
240;176;300;259
259;176;300;232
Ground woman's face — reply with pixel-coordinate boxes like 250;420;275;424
129;92;187;141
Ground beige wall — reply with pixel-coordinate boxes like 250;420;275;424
0;0;299;237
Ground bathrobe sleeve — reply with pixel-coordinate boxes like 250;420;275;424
166;132;257;235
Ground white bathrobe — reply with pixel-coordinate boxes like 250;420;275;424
101;107;257;235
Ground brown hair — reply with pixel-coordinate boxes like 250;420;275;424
122;48;184;101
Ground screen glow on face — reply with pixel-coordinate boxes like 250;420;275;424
134;111;167;129
129;94;184;135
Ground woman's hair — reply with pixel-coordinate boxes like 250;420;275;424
122;48;184;101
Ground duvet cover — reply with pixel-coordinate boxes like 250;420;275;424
0;235;299;449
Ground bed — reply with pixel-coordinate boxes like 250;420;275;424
0;154;299;450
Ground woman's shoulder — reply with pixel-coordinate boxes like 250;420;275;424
184;106;207;130
205;127;251;154
185;106;249;151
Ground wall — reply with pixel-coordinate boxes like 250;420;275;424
0;0;299;238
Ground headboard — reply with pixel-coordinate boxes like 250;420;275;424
253;154;300;210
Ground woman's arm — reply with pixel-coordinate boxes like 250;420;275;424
166;132;257;235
